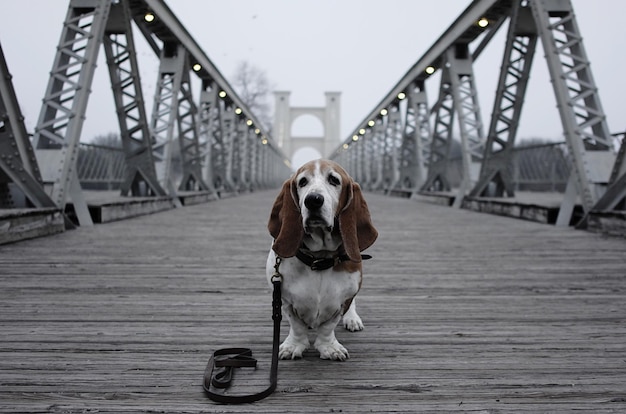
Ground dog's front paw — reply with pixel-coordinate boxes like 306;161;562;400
315;339;349;361
343;313;364;332
279;337;308;360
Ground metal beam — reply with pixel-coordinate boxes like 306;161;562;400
382;105;403;191
150;42;185;201
103;0;166;197
197;80;219;193
0;42;57;210
446;45;486;208
176;62;210;192
219;106;238;193
470;1;537;198
530;0;616;224
33;0;113;226
421;69;455;193
398;82;430;191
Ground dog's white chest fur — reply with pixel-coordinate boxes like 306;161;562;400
266;250;360;329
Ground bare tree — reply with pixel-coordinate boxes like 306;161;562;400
91;132;122;148
231;61;273;132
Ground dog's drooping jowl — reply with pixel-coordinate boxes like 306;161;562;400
266;159;377;361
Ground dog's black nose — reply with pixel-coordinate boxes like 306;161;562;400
304;192;324;210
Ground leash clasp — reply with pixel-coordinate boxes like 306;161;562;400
271;256;283;283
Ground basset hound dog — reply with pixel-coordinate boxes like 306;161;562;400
266;159;377;361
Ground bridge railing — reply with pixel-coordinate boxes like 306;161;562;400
512;143;570;192
75;139;295;194
445;142;570;192
76;140;575;194
76;143;126;191
342;140;571;195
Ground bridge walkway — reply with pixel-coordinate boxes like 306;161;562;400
1;191;625;413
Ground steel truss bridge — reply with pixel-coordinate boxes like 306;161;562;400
0;0;292;229
1;0;625;242
331;0;624;229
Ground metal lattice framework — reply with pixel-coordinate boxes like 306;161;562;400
398;81;430;190
2;0;623;232
151;43;187;200
104;0;165;197
197;80;219;193
0;0;290;227
446;45;486;208
420;74;455;193
530;0;616;225
471;2;537;199
0;42;56;210
382;105;403;190
332;0;622;226
32;0;112;226
175;59;209;193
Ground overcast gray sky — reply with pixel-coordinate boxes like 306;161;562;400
1;0;625;166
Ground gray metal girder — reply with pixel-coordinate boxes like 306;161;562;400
104;0;166;197
446;45;486;208
398;82;430;191
471;1;538;198
176;65;210;192
33;0;113;226
197;81;219;193
0;42;56;209
150;42;185;198
530;0;616;224
421;70;455;193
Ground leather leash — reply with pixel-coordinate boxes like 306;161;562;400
203;257;283;404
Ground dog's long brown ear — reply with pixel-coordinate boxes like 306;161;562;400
268;178;303;258
338;182;378;262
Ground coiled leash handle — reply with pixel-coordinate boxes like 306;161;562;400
203;258;283;404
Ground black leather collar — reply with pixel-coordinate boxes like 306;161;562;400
296;250;349;271
295;249;372;271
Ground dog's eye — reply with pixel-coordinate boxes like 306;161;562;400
328;174;340;187
298;177;308;188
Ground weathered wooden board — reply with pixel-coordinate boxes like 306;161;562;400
588;210;626;238
0;191;625;413
77;191;177;224
0;208;64;245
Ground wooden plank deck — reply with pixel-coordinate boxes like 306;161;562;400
1;190;625;413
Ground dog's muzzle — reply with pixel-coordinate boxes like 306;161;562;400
303;192;332;233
